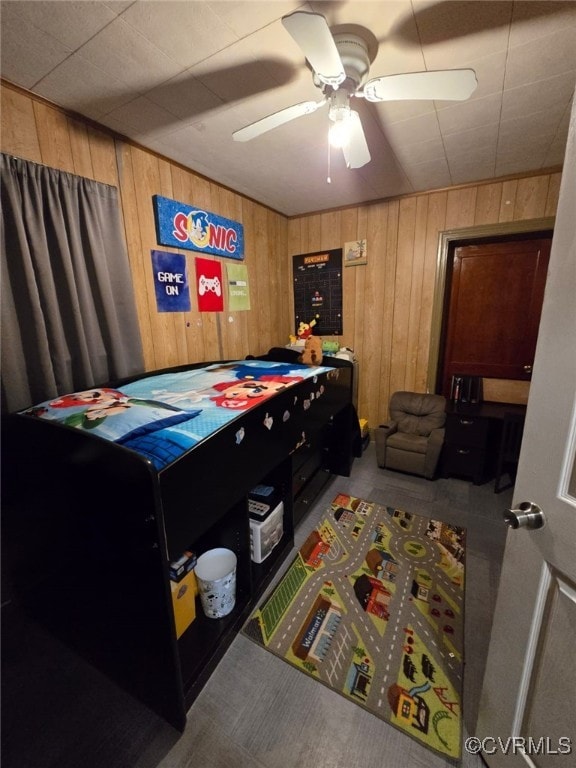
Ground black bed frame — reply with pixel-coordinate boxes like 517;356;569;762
2;351;355;729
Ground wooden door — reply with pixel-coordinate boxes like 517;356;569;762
475;99;576;766
441;238;551;397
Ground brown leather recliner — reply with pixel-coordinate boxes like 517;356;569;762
375;391;447;480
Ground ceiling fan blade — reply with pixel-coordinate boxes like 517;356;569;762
233;99;326;142
363;69;477;102
282;11;346;88
342;111;370;169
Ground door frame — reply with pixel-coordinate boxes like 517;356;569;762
426;217;556;393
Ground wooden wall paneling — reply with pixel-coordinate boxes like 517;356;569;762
67;118;95;180
252;204;273;354
499;179;519;221
408;195;430;393
85;125;118;186
376;200;398;425
0;87;42;163
320;210;341;251
241;199;258;350
474;182;503;225
32;101;75;173
214;185;243;361
117;145;160;369
340;207;359;349
320;210;341;340
129;147;182;370
1;83;564;434
389;198;417;399
157;161;191;367
514;175;551;220
545;173;561;216
417;191;447;395
302;214;322;254
445;185;477;229
286;218;302;340
351;206;369;372
269;210;289;351
360;203;387;426
169;166;207;366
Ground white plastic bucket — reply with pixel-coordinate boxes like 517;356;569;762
194;548;237;619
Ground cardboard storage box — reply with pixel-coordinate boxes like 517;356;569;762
170;568;197;638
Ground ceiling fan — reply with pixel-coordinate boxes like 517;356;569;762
233;11;477;170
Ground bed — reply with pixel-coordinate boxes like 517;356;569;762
3;355;354;729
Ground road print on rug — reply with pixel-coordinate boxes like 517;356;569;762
243;494;466;761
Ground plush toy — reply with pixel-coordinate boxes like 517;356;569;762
297;315;319;340
299;334;323;366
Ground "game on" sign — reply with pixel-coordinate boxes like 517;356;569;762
153;195;244;260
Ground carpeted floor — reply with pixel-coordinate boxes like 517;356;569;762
2;442;511;768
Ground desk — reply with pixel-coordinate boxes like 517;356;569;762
443;401;527;485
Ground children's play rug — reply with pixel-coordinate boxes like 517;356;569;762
243;494;466;761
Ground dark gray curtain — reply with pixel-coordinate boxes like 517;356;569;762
1;153;144;413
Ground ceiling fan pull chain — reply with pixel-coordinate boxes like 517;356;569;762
327;140;332;184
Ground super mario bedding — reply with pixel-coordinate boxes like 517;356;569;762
21;360;333;471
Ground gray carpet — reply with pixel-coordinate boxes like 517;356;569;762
2;442;511;768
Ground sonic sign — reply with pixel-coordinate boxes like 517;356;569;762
153;195;244;260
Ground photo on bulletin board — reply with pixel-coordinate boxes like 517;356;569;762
293;249;342;335
344;239;367;266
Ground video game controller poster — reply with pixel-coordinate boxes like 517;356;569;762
195;257;223;312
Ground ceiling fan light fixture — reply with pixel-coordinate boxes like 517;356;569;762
329;113;352;148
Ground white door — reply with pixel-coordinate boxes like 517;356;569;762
474;94;576;766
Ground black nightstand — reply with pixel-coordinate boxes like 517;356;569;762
442;402;525;485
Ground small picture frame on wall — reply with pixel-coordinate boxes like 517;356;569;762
344;239;367;267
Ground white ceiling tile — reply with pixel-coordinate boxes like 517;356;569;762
0;3;73;88
495;155;548;177
509;1;576;47
400;156;452;191
120;0;239;69
101;96;182;140
497;132;555;162
145;71;225;122
437;93;502;136
415;0;512;69
373;100;435;126
1;0;574;215
444;123;499;156
389;136;445;165
450;160;497;186
34;54;136;119
384;112;441;147
3;0;118;50
498;107;567;145
207;0;301;37
505;28;576;90
74;17;183;90
501;72;576;123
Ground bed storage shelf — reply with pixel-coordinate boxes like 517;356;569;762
3;357;353;731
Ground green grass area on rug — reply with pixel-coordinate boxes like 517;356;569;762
243;493;466;761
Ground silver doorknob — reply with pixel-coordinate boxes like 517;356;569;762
504;501;545;530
